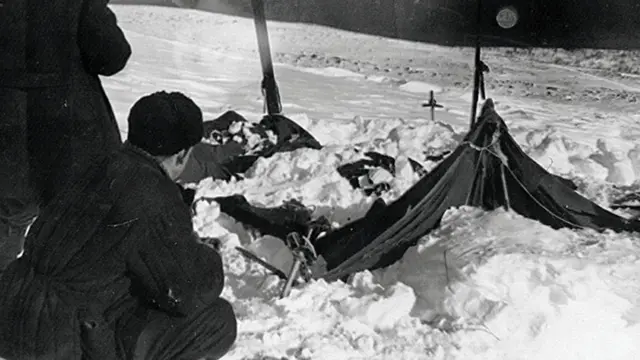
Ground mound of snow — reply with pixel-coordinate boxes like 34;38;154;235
519;125;640;186
386;120;463;161
524;127;608;180
298;66;365;78
589;138;636;185
220;265;440;360
365;74;390;83
399;81;443;94
335;272;416;331
376;206;640;360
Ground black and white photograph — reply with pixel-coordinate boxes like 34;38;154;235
1;0;640;359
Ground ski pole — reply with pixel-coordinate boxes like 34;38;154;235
250;0;283;115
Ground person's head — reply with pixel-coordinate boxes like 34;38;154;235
127;91;203;180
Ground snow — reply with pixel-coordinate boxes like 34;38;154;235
295;66;365;79
398;81;443;94
99;4;640;360
376;207;640;359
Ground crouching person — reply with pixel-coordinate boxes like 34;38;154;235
0;91;237;360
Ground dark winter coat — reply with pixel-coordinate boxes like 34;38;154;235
0;0;131;205
0;144;226;360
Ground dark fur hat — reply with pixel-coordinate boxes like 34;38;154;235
127;91;203;156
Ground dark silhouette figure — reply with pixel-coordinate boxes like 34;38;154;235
0;0;132;271
0;92;237;359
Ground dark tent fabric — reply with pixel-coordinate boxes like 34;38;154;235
194;195;332;247
315;99;640;282
212;195;314;240
179;111;322;184
610;191;640;211
337;151;396;184
338;151;395;185
259;114;322;155
337;151;409;196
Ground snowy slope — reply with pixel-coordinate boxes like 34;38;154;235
101;5;640;360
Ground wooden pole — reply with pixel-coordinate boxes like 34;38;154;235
469;0;483;129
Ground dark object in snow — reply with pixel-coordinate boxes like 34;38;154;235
337;151;428;196
260;114;322;154
425;151;451;163
0;0;131;272
364;182;392;196
314;99;640;282
223;154;261;176
179;111;322;183
194;194;332;247
216;195;312;240
203;110;249;138
610;192;640;210
0;144;237;360
337;151;395;189
409;158;428;177
204;195;317;241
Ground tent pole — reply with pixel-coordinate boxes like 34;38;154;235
251;0;283;115
469;0;483;129
501;164;510;210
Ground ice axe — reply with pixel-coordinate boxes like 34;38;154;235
280;230;318;298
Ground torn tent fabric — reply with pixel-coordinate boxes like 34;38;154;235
179;111;322;184
315;99;640;282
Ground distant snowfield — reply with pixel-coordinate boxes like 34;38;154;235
102;5;640;360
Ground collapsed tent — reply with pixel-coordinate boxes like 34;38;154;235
179;110;429;197
314;99;640;282
179;110;322;183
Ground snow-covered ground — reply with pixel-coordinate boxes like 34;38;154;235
103;5;640;359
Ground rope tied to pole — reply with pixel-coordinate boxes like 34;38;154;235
461;132;587;229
